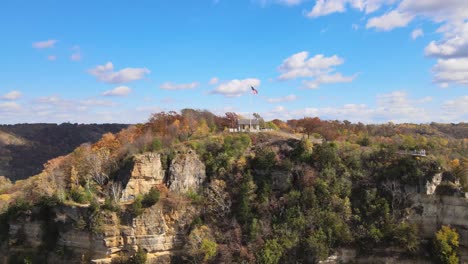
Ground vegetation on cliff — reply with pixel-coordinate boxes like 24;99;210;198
0;110;466;263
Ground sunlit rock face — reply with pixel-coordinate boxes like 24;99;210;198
166;150;206;194
121;152;164;202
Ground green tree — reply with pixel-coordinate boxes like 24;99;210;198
257;239;283;264
433;225;459;264
142;187;160;207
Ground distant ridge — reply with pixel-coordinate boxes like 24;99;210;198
0;123;128;181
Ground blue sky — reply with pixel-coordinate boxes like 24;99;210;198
0;0;467;124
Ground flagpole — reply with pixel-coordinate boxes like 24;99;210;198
249;89;252;130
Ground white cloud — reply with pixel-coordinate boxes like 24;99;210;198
266;94;297;103
366;10;413;31
305;0;468;86
0;102;21;112
425;22;468;58
399;0;468;22
1;91;22;101
47;55;57;61
303;73;356;89
32;39;57;49
79;99;116;107
442;96;468;113
209;77;219;85
432;58;468;86
278;51;356;88
212;78;261;97
102;86;132;96
307;0;347;18
160;82;199;90
88;62;150;84
278;52;344;80
411;28;424;39
307;0;394;17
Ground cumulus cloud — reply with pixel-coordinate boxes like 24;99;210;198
102;86;132;96
366;10;413;31
32;39;57;49
160;82;199;90
307;0;394;17
411;28;424;39
432;58;468;86
1;91;22;101
47;55;57;61
305;0;468;86
266;94;297;103
88;62;150;84
212;78;261;97
425;22;468;58
278;51;356;88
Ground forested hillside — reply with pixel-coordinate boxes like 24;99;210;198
0;123;128;181
0;110;466;263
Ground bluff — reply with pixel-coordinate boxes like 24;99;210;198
1;149;205;263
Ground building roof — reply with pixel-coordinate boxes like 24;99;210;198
238;119;260;125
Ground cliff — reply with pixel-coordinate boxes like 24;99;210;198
1;149;205;263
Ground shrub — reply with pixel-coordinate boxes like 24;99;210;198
132;247;147;264
433;225;459;264
102;197;120;212
200;238;217;261
131;196;144;217
69;187;93;204
141;187;160;208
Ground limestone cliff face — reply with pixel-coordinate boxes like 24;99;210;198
408;194;468;262
166;151;206;194
5;201;197;263
2;150;205;263
121;152;165;202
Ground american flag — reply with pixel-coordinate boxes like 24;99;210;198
251;86;258;95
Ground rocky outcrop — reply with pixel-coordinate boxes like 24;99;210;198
426;173;442;195
409;194;468;262
121;152;164;202
5;199;197;263
167;150;206;194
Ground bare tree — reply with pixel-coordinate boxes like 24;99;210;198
110;182;122;203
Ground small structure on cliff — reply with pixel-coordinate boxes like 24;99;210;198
237;118;260;132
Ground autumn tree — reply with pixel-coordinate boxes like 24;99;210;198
225;112;239;128
433;226;459;264
298;117;322;138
